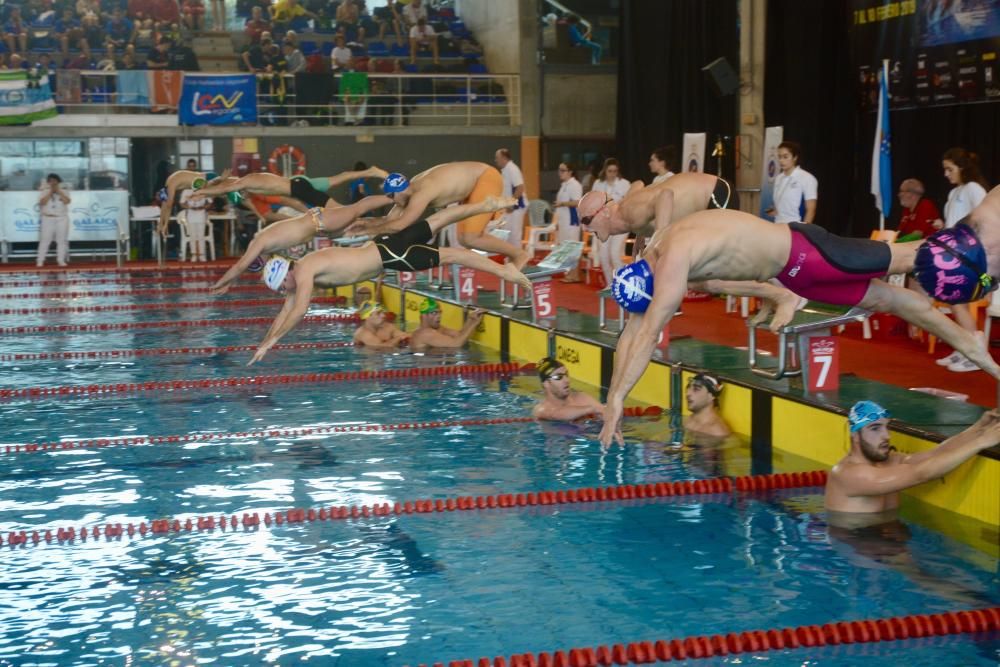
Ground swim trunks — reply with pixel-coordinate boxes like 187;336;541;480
913;219;997;304
290;176;333;208
375;219;441;272
457;167;504;237
708;177;739;210
775;223;891;306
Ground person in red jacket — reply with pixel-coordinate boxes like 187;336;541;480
895;178;940;240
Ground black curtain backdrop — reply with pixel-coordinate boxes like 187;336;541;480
766;0;1000;236
764;0;857;235
616;0;738;184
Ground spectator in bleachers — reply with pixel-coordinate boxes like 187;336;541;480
181;0;205;31
76;0;101;17
566;15;601;65
335;0;366;43
97;43;118;69
895;178;939;241
330;32;352;72
150;0;181;25
401;0;426;29
282;29;298;48
120;47;138;68
244;6;270;43
167;36;199;69
133;18;156;50
63;49;92;69
31;52;56;77
209;0;224;31
241;30;273;71
269;0;314;35
282;39;305;73
5;7;29;55
7;53;25;70
105;8;134;48
408;16;438;65
373;0;404;46
78;12;106;59
54;8;82;57
127;0;153;20
146;35;170;68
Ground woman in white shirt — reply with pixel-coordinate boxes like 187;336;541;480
649;145;676;185
180;187;210;262
591;158;630;288
768;141;818;224
933;147;990;373
553;161;583;281
37;173;71;267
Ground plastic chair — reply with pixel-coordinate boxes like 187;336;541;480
926;298;989;354
524;200;555;256
176;210;216;262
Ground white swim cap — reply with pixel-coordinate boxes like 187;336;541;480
262;255;291;292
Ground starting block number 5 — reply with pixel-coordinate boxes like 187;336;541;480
532;279;554;319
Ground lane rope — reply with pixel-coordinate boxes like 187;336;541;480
0;263;235;277
0;361;530;400
412;607;1000;667
2;407;662;455
0;297;341;315
0;275;253;288
0;285;276;299
0;341;356;362
0;313;356;336
0;471;827;549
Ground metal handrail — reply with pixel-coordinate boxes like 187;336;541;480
54;70;521;127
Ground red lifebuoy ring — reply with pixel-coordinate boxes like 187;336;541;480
267;144;307;176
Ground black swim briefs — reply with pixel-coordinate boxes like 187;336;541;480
707;177;739;210
374;219;441;272
290;176;333;209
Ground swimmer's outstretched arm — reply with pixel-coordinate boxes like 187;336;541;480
249;276;316;365
600;251;690;447
533;397;603;422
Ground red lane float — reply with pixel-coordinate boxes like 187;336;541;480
0;362;530;400
0;263;236;277
0;341;355;362
0;313;355;336
3;407;661;455
416;608;1000;667
0;297;341;315
0;284;277;299
0;274;258;288
0;474;747;549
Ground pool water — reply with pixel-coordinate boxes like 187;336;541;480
0;274;997;666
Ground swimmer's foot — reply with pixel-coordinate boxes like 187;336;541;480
499;263;532;291
367;166;390;180
482;195;518;213
510;249;532;271
765;292;805;333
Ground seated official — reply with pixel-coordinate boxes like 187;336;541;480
683;373;731;438
353;300;409;349
410;297;485;352
825;401;1000;525
531;357;603;421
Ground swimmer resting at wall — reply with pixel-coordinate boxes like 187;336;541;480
531;357;604;422
599;208;1000;446
249;196;531;364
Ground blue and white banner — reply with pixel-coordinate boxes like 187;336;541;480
759;125;784;220
681;133;706;173
0;191;128;242
870;59;892;227
178;74;257;126
0;71;57;126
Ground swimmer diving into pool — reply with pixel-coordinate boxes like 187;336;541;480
209;194;394;295
598;208;1000;445
248;196;531;364
157;169;231;235
825;401;1000;522
194;165;390;208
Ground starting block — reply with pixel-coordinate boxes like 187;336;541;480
598;288;626;331
499;240;584;311
747;304;868;385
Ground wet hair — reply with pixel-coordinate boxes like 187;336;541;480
598;158;621;182
536;356;564;382
777;141;801;161
651;145;677;171
942;147;988;188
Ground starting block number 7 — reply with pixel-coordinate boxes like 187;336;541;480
807;335;839;392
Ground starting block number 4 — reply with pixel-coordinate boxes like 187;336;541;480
458;267;477;301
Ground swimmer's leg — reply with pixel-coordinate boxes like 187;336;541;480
861;280;1000;380
439;247;531;290
425;196;518;234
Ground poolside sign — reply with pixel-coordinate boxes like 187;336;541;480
455;267;477;302
178;74;257;126
807;336;840;392
532;279;555;322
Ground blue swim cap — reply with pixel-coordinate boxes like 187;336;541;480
612;259;654;313
913;223;997;304
848;400;889;433
383;172;409;194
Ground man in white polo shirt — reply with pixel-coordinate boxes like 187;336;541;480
769;141;818;224
495;147;526;250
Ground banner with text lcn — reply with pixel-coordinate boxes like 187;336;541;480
178;74;257;126
851;0;1000;109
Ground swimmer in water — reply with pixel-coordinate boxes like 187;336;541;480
683;373;731;439
409;297;485;352
531;357;604;421
353;300;409;349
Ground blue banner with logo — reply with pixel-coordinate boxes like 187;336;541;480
178;74;257;126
